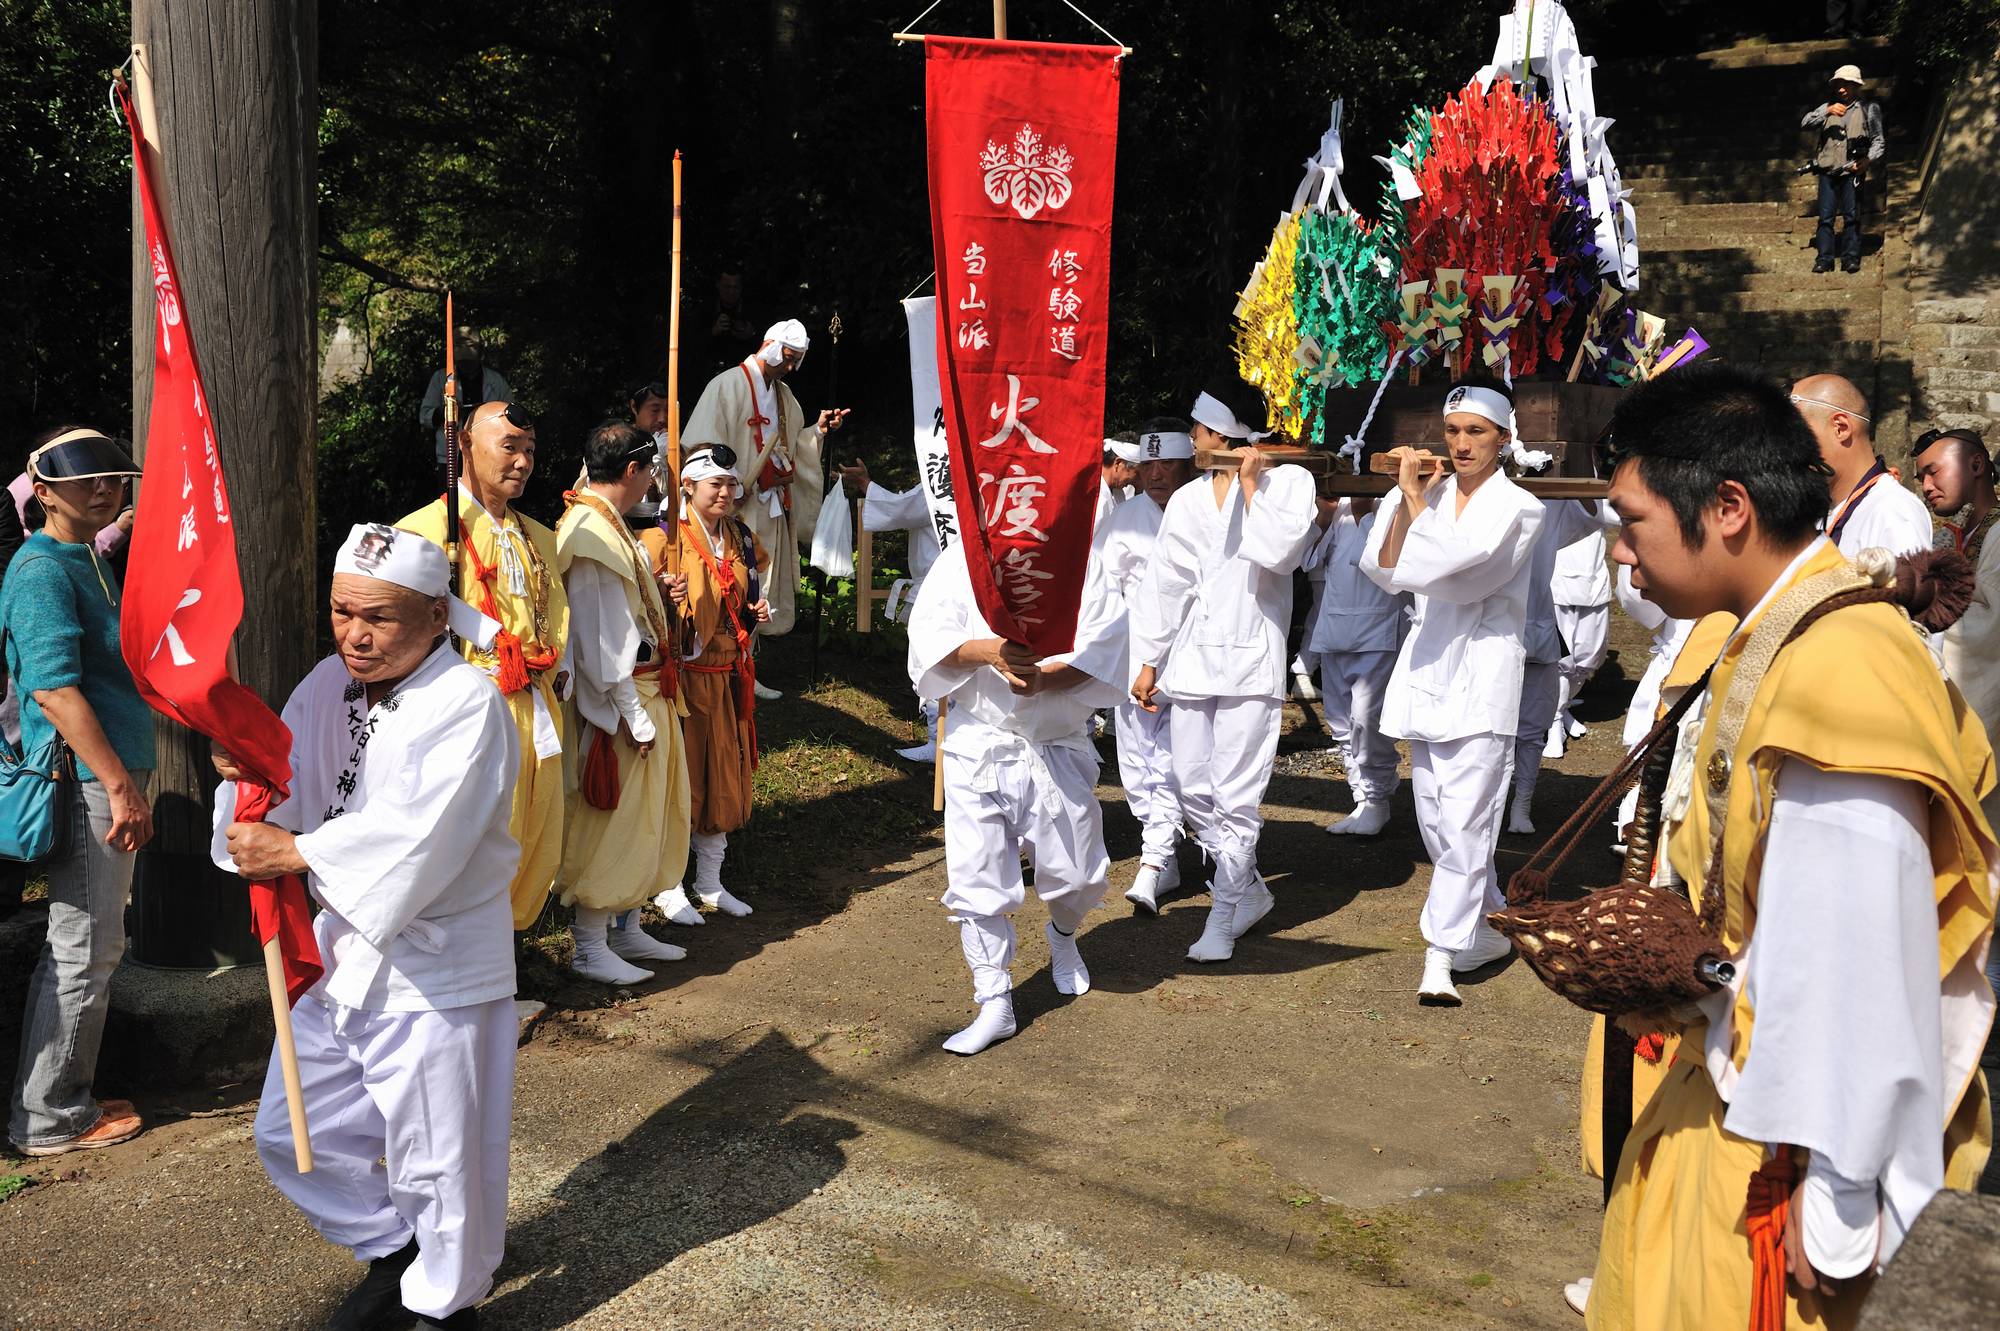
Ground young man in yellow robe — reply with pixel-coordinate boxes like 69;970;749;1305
399;401;570;931
1583;363;1995;1330
555;421;694;985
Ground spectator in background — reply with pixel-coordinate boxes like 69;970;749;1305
1802;64;1884;274
2;427;156;1157
703;265;759;374
420;328;512;466
1790;373;1932;556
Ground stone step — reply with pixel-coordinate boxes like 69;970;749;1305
1641;266;1886;296
1639;285;1887;316
1626;175;1866;203
1621;158;1803;181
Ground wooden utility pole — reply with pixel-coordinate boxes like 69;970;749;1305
129;0;318;966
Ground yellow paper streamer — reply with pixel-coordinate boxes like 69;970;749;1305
1233;210;1306;440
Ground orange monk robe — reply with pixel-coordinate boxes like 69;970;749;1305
398;495;570;929
642;515;767;837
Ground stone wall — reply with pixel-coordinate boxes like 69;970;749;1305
1905;43;2000;438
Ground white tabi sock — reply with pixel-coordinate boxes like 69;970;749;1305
654;884;704;927
943;997;1017;1056
1507;787;1537;836
608;910;687;963
1544;717;1568;760
1044;920;1090;995
1125;863;1166;915
1230;873;1275;940
571;907;654;986
945;916;1017;1054
1187;860;1244;963
1418;946;1461;1006
1329;799;1392;836
692;833;752;917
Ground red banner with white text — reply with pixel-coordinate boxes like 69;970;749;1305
116;85;321;1004
926;37;1120;655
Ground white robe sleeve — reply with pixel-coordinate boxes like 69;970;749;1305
1614;564;1669;635
292;686;518;952
1041;552;1128;702
863;482;929;535
907;542;981;701
1129;494;1202;672
564;560;654;744
1374;494;1542;605
1237;466;1318;573
1723;760;1941;1273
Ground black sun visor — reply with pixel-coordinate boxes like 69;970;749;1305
28;430;141;483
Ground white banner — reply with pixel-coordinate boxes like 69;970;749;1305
902;296;957;553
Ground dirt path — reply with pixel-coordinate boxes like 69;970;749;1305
0;630;1656;1330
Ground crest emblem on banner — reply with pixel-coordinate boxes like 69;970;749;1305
981;125;1075;220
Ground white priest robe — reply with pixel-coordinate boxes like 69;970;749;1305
1304;499;1407;805
1362;472;1543;953
681;357;826;635
1831;468;1933;560
907;541;1127;996
860;480;942;622
1098;490;1182;868
211;641;520;1321
1130;466;1317;903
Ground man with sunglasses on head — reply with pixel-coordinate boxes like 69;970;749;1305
682;319;850;698
1790;374;1931;559
399;401;570;935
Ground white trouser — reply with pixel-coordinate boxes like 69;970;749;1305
1513;660;1562;798
1114;698;1181;867
1168;695;1281;903
1553;602;1611;723
941;739;1110;1000
1317;651;1400;804
256;994;516;1320
1410;732;1514;952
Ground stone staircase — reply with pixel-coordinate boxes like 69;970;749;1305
1600;36;1918;452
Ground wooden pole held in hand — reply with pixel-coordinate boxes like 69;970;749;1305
262;937;313;1172
933;700;948;811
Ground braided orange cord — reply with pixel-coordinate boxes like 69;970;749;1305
1745;1151;1799;1331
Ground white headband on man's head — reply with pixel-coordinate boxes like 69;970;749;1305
332;523;501;650
1441;384;1515;434
1138;430;1194;461
1190;391;1268;442
1105;438;1143;464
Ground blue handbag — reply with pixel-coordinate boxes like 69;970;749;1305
0;731;73;863
0;618;74;864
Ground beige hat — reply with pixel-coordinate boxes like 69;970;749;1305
1831;64;1865;85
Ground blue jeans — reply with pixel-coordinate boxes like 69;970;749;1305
7;777;142;1147
1815;172;1861;264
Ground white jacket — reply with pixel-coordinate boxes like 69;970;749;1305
1303;498;1408;656
1130;466;1319;701
1362;472;1545;742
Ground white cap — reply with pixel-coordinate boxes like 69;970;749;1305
1137;429;1195;461
333;523;502;650
1105;438;1143;464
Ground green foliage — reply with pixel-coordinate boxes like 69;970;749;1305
0;1173;31;1203
0;0;132;455
1892;0;2000;73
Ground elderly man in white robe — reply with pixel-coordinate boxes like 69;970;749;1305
212;523;520;1331
1098;421;1199;912
1792;373;1933;558
1131;387;1318;963
1363;383;1544;1006
681;317;849;692
908;538;1128;1056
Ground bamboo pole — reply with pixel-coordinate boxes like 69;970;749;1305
665;150;685;551
134;43;310;1174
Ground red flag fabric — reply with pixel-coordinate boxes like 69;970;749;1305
926;37;1120;656
114;85;322;1005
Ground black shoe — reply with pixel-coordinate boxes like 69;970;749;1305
1842;260;1862;273
324;1239;419;1331
1812;259;1834;274
404;1308;478;1330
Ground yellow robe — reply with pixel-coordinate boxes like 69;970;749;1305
398;497;570;930
1589;544;1997;1331
554;497;692;912
1581;611;1737;1178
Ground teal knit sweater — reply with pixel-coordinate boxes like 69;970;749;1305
1;532;155;781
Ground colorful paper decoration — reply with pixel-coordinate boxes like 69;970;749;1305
1477;274;1522;371
1431;269;1471;349
1232;211;1307;439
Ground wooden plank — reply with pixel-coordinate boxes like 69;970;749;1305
1193;447;1605;497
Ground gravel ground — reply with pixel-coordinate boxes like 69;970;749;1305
2;619;1668;1330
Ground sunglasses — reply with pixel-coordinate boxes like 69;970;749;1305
471;402;536;432
1915;427;1984;451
